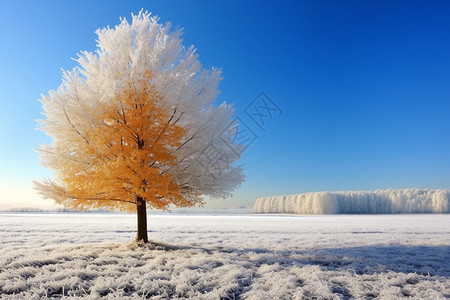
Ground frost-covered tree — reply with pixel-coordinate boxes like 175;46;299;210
34;12;244;243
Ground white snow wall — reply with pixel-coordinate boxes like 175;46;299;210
254;189;450;214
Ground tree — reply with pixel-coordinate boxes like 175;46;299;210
34;11;244;243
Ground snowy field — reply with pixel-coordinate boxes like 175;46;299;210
0;213;449;299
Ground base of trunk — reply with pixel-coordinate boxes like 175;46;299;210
136;196;148;243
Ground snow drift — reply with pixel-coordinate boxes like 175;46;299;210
254;189;450;214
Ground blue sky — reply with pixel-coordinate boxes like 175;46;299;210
1;0;449;209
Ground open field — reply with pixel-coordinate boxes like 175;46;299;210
0;213;449;299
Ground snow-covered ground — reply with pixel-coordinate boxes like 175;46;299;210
0;213;449;299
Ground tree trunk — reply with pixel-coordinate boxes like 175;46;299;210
136;196;148;243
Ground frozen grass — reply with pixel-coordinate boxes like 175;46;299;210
0;213;449;299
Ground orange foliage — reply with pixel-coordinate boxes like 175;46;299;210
54;72;200;212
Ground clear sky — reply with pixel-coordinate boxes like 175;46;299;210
1;0;449;210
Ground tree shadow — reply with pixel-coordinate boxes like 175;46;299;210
252;244;450;277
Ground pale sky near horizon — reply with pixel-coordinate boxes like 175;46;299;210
1;0;450;210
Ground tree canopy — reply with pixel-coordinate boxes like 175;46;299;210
35;12;244;222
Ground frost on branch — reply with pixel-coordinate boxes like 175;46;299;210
34;11;245;212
